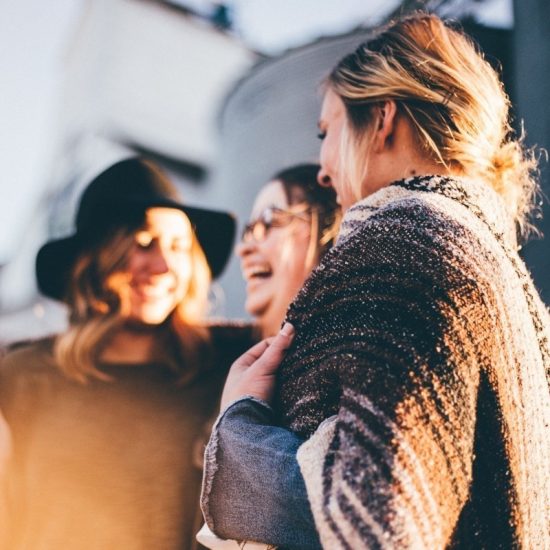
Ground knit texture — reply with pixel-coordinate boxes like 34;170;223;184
275;175;550;549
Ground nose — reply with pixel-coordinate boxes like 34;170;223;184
317;167;332;188
236;237;256;259
148;243;170;275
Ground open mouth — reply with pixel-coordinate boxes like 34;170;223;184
246;265;273;281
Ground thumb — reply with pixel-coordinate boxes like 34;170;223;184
252;322;295;375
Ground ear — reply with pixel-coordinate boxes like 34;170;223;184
372;100;398;154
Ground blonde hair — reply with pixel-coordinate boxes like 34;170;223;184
328;13;539;238
54;223;211;384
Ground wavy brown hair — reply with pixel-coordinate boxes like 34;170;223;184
327;13;539;238
54;223;211;384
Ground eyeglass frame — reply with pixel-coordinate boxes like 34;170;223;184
241;204;313;243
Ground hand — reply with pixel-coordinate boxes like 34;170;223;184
220;323;295;410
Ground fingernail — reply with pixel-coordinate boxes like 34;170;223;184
281;322;294;336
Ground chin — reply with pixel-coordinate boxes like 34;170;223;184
129;307;175;327
245;296;270;319
141;317;170;326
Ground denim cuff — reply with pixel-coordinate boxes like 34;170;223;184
202;397;272;527
201;397;321;549
215;396;274;431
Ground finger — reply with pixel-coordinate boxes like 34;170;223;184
232;338;271;369
267;322;294;352
251;323;295;375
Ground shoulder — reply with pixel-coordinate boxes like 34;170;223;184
1;336;55;372
332;195;484;280
206;321;259;365
0;337;58;403
293;195;488;322
353;195;470;247
340;176;508;266
207;320;258;346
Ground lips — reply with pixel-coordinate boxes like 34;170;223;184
243;264;273;281
131;281;175;300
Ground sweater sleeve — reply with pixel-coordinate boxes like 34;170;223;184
287;207;488;549
297;345;479;550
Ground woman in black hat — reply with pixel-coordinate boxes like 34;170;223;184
0;158;253;549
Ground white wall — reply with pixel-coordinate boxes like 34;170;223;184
0;0;255;342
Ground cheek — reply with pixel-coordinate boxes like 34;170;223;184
261;228;311;274
173;253;190;272
174;255;194;289
124;255;141;277
278;231;311;273
257;233;285;264
322;132;334;158
125;248;151;280
319;140;330;169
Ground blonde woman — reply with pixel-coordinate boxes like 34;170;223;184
201;14;550;549
0;158;253;549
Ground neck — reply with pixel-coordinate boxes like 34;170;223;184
257;287;304;338
362;113;456;198
258;316;278;340
99;324;162;364
258;307;287;339
364;155;454;199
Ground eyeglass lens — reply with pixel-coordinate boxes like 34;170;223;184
241;206;310;243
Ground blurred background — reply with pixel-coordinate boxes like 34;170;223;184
0;0;548;344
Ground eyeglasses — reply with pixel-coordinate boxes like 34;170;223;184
241;205;311;243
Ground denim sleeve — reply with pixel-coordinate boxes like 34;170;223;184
201;397;322;550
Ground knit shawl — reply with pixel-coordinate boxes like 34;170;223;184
275;175;550;549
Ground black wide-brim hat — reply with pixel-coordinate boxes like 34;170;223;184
36;157;236;302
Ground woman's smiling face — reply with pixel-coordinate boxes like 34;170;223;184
109;207;194;326
237;180;315;337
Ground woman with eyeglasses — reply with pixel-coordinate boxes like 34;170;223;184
237;164;340;339
201;13;550;550
196;164;340;550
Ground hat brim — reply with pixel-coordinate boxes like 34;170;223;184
140;196;236;279
36;199;235;302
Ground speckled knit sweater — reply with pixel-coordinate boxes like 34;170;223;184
275;175;550;549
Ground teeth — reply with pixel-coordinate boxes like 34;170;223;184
247;265;272;279
134;284;173;298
